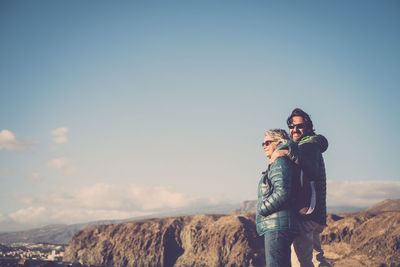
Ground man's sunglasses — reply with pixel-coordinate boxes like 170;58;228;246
261;140;274;147
288;123;307;130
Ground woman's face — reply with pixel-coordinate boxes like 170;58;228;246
262;136;277;159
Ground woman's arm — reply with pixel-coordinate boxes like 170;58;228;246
258;157;293;216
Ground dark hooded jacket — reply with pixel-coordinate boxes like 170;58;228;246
287;134;328;225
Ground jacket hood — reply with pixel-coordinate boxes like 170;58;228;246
275;142;290;151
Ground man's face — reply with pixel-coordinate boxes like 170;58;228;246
262;136;277;159
289;116;308;141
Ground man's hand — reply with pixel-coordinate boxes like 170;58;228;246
270;149;289;164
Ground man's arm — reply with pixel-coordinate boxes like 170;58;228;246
269;135;327;179
270;134;327;166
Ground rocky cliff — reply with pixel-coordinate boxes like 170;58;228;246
320;210;400;266
63;199;400;267
63;214;265;267
366;198;400;214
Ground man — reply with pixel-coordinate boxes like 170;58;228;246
271;108;331;267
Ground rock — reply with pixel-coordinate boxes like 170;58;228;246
64;199;400;267
235;200;257;214
63;213;265;267
366;199;400;214
321;211;400;266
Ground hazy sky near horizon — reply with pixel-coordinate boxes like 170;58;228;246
1;0;399;231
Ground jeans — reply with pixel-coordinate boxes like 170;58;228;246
264;230;297;267
293;220;331;267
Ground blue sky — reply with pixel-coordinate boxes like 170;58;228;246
1;0;399;231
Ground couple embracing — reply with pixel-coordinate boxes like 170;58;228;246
256;108;331;267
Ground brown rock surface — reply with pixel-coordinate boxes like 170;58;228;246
63;199;400;267
63;213;265;267
366;198;400;214
320;211;400;266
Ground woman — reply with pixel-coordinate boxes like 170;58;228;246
256;129;300;267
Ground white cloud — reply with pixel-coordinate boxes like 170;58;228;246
5;180;399;227
9;207;47;224
5;207;149;226
8;183;207;225
50;127;68;144
0;130;16;146
47;157;78;175
129;185;188;210
14;193;35;205
53;136;67;144
0;212;6;223
76;183;126;210
327;180;400;207
51;127;68;136
47;158;69;169
37;183;194;211
2;168;12;174
48;209;149;224
26;172;44;181
0;130;29;151
7;183;188;225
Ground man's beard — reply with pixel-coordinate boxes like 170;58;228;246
291;131;303;141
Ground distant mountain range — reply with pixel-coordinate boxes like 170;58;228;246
0;199;397;248
0;202;238;245
234;200;367;214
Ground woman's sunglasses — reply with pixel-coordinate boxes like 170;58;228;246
261;140;274;147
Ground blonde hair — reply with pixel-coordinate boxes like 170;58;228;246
264;129;290;145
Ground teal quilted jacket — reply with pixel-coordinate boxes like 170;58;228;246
256;144;300;236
